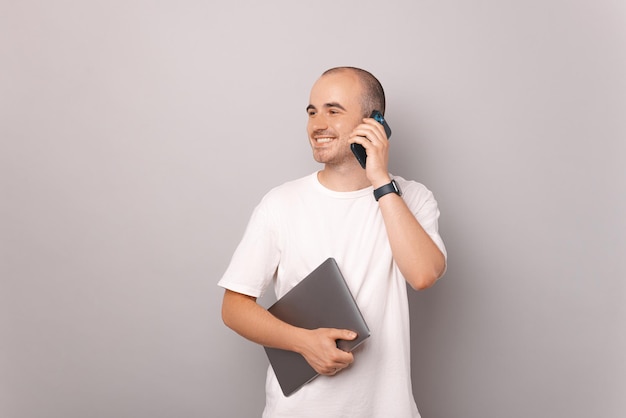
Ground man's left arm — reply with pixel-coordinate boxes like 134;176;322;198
351;117;446;289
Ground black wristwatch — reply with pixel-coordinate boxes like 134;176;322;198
373;179;402;201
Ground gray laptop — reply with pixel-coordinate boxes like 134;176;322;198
264;257;370;397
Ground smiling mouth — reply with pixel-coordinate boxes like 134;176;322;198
315;137;334;144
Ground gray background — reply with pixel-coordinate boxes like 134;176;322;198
2;1;625;417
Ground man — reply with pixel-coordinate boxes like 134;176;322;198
219;67;446;417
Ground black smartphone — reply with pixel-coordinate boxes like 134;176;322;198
351;110;392;169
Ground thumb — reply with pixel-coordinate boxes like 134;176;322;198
335;329;357;341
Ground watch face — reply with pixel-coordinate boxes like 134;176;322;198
392;180;402;196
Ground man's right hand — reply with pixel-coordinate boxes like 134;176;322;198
222;290;358;376
295;328;357;375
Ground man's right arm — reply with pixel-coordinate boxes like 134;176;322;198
221;289;356;375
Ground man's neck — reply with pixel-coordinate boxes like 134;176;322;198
317;164;371;192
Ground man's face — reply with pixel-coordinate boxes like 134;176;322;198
306;71;365;166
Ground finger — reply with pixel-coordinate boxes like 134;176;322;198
321;366;339;376
327;329;357;341
342;329;358;340
361;118;387;140
321;357;353;375
348;134;370;149
350;126;386;147
309;354;352;376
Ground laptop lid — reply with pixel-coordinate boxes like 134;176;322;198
264;257;370;396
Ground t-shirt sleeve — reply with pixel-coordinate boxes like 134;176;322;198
217;196;281;298
403;181;447;260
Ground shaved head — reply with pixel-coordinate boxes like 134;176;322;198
321;67;386;117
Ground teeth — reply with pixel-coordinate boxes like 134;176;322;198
316;137;333;143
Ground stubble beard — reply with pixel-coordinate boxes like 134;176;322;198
312;141;354;167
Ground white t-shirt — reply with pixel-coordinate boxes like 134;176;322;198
218;172;446;418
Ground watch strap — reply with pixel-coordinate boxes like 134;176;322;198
373;180;401;201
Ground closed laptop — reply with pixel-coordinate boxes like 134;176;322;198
264;257;370;396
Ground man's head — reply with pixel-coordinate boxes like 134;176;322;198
306;67;386;167
322;67;386;117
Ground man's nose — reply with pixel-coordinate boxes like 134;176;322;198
310;114;328;131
